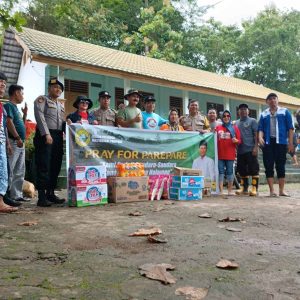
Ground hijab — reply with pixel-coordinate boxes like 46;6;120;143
222;110;235;138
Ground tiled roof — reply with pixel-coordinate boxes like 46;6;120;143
13;27;300;106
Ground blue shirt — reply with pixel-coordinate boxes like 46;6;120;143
4;102;26;141
258;106;294;145
142;111;167;130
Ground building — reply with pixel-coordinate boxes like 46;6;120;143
1;27;299;121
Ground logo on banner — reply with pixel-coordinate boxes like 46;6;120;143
75;129;91;147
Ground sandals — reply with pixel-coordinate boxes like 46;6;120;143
268;193;278;198
279;193;291;197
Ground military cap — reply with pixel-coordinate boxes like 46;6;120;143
144;95;156;102
48;78;64;92
73;95;93;109
98;91;111;98
124;89;142;99
238;103;249;109
0;72;7;81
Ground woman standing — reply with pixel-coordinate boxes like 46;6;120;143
216;110;241;195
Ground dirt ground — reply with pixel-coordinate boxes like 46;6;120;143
0;184;300;300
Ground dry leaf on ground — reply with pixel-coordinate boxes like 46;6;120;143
129;227;162;236
226;227;242;232
175;286;209;299
139;263;176;284
153;207;165;212
128;211;143;216
18;221;38;226
216;259;239;269
164;201;175;205
198;213;212;218
147;235;167;243
218;217;245;223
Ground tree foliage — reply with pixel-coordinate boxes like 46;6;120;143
0;0;25;31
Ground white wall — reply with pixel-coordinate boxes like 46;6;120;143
17;60;46;121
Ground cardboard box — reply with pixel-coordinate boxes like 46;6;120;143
172;176;204;189
68;184;108;207
107;176;149;203
173;167;202;176
169;187;202;200
68;165;106;186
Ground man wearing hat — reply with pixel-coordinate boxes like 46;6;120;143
142;96;167;130
235;103;260;196
258;93;294;197
117;89;142;128
66;95;95;124
91;91;116;126
34;78;66;207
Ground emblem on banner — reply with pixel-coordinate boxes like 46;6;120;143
75;128;91;147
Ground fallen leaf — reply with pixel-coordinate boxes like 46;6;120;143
129;211;143;216
153;207;165;212
216;259;239;269
18;221;38;226
218;217;245;223
226;227;242;232
198;213;212;218
139;263;176;284
164;201;175;205
129;227;162;236
147;235;167;243
175;286;209;299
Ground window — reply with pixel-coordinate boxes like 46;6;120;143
64;79;89;94
170;96;183;117
207;102;224;116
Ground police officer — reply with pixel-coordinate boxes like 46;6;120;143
91;91;116;126
34;78;65;206
180;99;210;133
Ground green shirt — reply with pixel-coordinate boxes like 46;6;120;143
4;102;26;141
117;106;142;129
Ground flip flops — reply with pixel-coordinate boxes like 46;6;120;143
279;193;291;197
268;193;278;198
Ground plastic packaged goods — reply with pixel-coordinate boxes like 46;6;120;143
116;162;145;177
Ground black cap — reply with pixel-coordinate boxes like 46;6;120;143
124;89;142;99
144;95;156;102
266;93;278;100
98;91;111;98
238;103;249;109
0;72;7;81
48;78;64;92
73;95;93;109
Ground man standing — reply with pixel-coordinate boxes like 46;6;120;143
207;108;221;132
117;89;142;128
34;78;66;206
91;91;116;126
5;85;28;203
142;96;167;130
258;93;294;197
180;100;210;133
192;142;216;181
0;72;17;212
235;104;259;196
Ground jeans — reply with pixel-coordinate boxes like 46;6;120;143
8;139;25;199
218;159;234;183
0;142;8;196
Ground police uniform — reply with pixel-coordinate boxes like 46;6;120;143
92;108;116;126
181;113;210;132
34;78;65;206
92;90;116;126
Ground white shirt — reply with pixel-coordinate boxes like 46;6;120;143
192;155;216;180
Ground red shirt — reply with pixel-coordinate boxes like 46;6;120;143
78;111;88;120
216;124;241;160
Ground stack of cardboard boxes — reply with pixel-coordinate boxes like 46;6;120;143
68;165;108;207
169;167;204;200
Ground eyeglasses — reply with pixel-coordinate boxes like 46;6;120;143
223;115;230;118
80;100;89;104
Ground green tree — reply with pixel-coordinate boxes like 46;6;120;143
0;0;25;31
234;7;300;97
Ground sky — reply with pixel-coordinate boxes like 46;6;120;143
200;0;300;25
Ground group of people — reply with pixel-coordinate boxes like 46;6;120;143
0;73;297;212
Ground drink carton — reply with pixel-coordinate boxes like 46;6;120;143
172;176;204;189
68;165;106;186
169;187;202;200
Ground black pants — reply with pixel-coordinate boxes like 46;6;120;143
237;151;259;177
262;137;287;178
34;129;63;190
